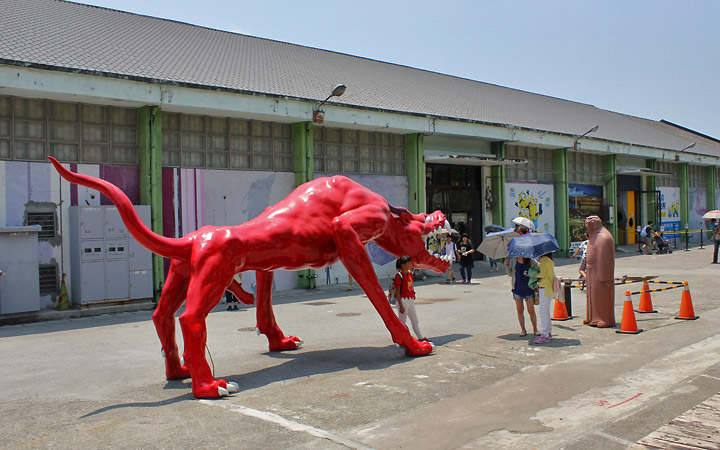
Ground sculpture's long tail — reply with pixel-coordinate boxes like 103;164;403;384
48;157;190;260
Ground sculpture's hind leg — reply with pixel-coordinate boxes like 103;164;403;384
256;270;302;351
152;261;191;380
331;207;433;356
228;278;254;305
178;263;239;398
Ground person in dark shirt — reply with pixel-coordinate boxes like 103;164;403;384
456;233;475;284
510;257;538;336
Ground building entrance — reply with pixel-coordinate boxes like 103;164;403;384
425;164;483;245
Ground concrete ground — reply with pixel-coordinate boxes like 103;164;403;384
1;244;719;449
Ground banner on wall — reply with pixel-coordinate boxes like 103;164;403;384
568;184;604;242
659;186;681;238
505;182;554;234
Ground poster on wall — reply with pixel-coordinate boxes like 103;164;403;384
659;186;681;238
568;184;604;242
689;188;707;241
505;182;554;234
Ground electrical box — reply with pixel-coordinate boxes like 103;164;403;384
70;205;153;305
0;226;42;314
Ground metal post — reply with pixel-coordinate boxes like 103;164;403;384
563;282;572;316
700;224;704;249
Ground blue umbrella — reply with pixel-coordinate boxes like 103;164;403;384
507;233;559;259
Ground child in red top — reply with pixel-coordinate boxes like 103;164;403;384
393;255;428;342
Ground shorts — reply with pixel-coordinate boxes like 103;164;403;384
579;258;587;272
644;236;652;246
513;293;534;301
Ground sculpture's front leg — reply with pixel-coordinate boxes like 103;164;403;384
255;271;302;351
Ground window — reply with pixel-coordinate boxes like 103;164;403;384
313;126;405;175
38;264;58;296
26;210;57;240
505;145;555;182
161;113;293;171
0;95;138;164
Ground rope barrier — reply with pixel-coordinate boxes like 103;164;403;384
628;284;683;295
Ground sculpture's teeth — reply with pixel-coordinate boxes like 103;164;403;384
425;216;432;222
444;220;451;231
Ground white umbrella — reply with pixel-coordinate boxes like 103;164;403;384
702;210;720;220
477;229;519;260
512;217;536;231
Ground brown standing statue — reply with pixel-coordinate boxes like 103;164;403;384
584;215;616;327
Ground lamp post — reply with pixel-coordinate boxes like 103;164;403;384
312;84;347;124
573;125;599;150
674;142;696;161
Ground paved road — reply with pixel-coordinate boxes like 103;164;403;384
1;246;719;449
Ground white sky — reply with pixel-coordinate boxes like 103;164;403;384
80;0;720;140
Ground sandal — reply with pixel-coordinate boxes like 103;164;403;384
519;331;527;337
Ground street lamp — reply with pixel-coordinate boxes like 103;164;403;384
573;125;599;150
312;84;347;124
674;142;695;161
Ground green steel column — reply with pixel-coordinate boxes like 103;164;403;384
554;148;569;257
293;122;315;288
406;134;425;214
139;106;163;301
490;142;506;226
645;159;657;225
707;166;717;212
604;154;618;244
679;162;689;232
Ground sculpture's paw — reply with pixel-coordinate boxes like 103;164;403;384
166;365;191;380
403;339;435;357
269;335;303;351
596;321;616;329
193;379;238;399
163;351;190;380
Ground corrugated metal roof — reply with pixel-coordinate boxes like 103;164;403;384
1;0;719;157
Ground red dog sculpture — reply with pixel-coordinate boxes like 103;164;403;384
49;157;450;398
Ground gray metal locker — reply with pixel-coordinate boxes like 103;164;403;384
78;262;105;303
105;239;128;260
75;206;104;240
80;241;105;262
70;205;153;305
128;239;151;271
104;206;129;239
129;270;153;299
105;260;129;300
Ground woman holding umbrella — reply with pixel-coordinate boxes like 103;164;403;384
507;233;559;344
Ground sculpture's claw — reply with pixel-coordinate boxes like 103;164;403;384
227;382;239;393
403;339;435;357
218;386;229;397
269;335;303;351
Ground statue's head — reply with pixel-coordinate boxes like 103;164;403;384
376;210;451;273
585;215;604;233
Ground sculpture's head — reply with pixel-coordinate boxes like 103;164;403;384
585;215;604;233
376;209;451;273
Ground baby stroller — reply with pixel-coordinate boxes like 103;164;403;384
654;233;673;254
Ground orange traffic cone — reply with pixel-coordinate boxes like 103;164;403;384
636;280;657;313
675;282;699;320
552;298;571;320
616;291;642;334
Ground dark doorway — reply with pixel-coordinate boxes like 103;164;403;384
425;164;483;247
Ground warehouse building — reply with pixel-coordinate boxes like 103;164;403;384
1;0;719;315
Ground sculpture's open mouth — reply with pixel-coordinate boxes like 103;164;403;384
412;214;452;273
